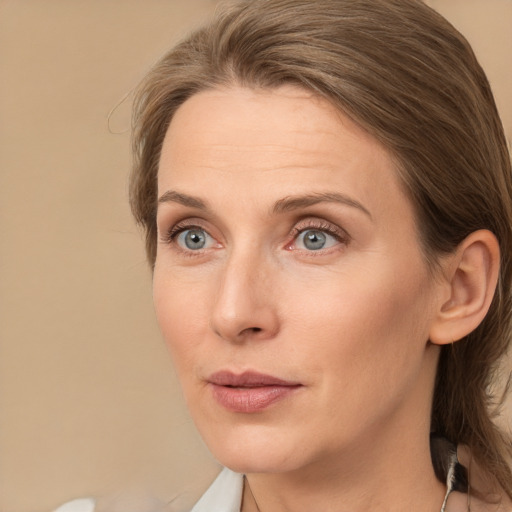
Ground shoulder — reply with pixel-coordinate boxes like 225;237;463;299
190;467;244;512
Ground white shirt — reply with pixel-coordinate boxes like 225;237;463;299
52;469;242;512
190;468;243;512
53;498;96;512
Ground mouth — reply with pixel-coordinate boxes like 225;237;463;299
207;370;303;413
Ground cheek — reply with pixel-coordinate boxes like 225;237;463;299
285;260;433;381
152;269;212;372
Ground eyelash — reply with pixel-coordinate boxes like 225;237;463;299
286;219;350;256
161;220;203;244
288;220;350;250
160;218;350;253
159;221;214;256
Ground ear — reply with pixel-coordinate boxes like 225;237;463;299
429;230;500;345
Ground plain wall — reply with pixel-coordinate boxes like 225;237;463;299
1;1;510;511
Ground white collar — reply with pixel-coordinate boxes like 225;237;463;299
191;468;244;512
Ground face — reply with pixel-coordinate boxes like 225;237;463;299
154;85;442;475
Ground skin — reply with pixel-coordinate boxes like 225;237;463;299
153;85;460;512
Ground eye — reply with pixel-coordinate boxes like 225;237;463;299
295;229;339;251
176;228;215;251
286;219;349;253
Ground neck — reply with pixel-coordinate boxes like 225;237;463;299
243;429;446;512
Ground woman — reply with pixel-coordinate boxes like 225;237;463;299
57;0;512;510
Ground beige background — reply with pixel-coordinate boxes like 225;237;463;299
0;1;511;511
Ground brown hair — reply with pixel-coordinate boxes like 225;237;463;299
130;0;512;498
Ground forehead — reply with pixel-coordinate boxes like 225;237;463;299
158;85;405;215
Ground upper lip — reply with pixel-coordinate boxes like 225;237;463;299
207;370;301;387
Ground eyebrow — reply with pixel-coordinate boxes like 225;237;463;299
158;190;371;218
272;192;372;218
158;190;209;210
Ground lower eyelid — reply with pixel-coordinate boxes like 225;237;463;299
284;230;348;254
298;231;341;249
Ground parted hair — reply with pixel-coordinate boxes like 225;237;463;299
130;0;512;498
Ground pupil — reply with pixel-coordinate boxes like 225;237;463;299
185;229;206;249
304;230;326;250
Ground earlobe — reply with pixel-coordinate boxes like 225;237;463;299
429;230;500;346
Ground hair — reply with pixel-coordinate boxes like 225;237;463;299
130;0;512;499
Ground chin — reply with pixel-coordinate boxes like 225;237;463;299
198;422;307;474
216;448;303;475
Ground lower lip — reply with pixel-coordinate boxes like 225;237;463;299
209;383;301;413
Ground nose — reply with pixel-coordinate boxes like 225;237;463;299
210;250;280;343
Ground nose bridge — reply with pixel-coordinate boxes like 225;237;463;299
211;242;278;342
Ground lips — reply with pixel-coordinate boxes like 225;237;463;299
207;371;302;413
